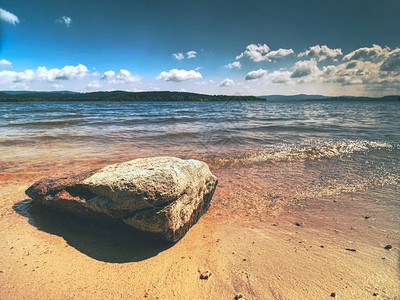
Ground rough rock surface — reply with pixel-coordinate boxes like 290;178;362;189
25;157;218;242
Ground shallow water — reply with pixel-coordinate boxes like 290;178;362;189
0;100;399;215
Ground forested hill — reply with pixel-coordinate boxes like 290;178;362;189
0;91;264;102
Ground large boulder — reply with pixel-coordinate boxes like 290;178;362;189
25;157;218;242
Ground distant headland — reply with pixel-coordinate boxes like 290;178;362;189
0;91;264;102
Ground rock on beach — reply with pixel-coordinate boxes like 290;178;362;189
25;157;218;242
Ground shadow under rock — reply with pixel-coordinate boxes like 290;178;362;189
13;199;173;263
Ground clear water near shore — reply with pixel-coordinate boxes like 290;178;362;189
0;99;399;215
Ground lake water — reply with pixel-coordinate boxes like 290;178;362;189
1;100;399;216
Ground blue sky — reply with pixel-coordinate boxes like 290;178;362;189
1;0;400;96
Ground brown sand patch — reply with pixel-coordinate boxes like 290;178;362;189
0;159;399;299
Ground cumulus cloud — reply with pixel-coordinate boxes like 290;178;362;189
380;48;400;72
298;45;342;61
290;59;319;78
237;44;293;62
236;44;270;61
116;69;141;83
266;69;292;84
56;16;72;27
173;51;197;60
0;8;19;25
0;59;12;68
0;64;90;84
319;45;400;85
321;60;388;85
99;69;140;84
186;51;197;59
245;69;267;80
100;70;115;80
0;69;35;84
173;53;184;60
54;64;89;80
224;61;242;69
219;78;235;87
343;44;387;61
265;48;294;59
156;69;202;82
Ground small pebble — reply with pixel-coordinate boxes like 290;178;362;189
234;293;243;299
345;248;357;252
364;215;371;219
330;292;336;297
320;245;325;248
373;292;378;296
384;245;392;250
200;270;211;280
295;222;302;227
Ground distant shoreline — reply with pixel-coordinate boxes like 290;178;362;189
0;90;399;102
0;91;264;102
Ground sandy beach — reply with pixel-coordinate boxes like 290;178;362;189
1;155;399;300
2;0;400;298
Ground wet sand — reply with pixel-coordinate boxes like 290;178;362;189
0;155;399;300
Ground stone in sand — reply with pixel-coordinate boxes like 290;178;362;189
25;157;218;242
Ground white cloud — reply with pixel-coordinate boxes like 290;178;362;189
36;67;60;81
321;59;399;85
343;44;387;61
0;64;90;84
116;69;141;83
173;53;184;60
0;8;19;25
265;48;294;60
245;69;267;80
156;69;202;82
100;70;115;80
266;69;292;84
298;45;342;61
54;64;89;80
380;48;400;72
0;59;12;68
224;61;241;69
99;69;140;83
219;78;235;87
237;44;293;62
0;69;35;84
173;51;197;60
290;59;319;78
186;51;197;59
236;44;270;61
56;16;72;27
320;45;400;85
